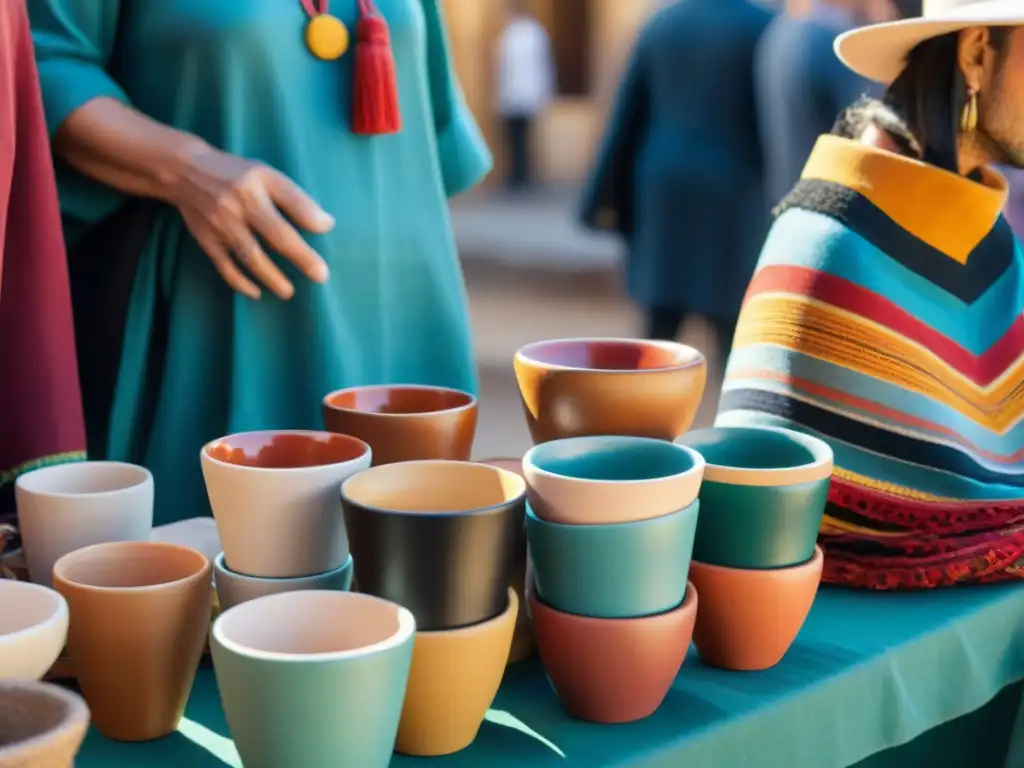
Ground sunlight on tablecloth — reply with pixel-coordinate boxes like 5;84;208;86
178;718;240;767
177;709;564;763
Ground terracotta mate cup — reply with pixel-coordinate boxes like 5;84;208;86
15;462;153;588
323;384;477;466
52;541;212;741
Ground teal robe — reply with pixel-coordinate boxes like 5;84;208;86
30;0;491;525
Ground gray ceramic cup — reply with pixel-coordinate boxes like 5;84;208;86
211;591;415;767
214;552;353;612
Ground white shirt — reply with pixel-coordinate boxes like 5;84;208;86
496;17;554;117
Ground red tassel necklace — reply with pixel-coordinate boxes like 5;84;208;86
299;0;402;135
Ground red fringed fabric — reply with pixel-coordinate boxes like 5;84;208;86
0;0;86;512
820;476;1024;590
352;0;402;135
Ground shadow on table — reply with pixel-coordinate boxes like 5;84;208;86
78;663;240;768
392;657;733;766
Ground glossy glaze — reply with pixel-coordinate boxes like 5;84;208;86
342;461;524;630
323;385;477;466
514;338;707;443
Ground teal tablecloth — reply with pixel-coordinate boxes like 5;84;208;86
77;584;1024;767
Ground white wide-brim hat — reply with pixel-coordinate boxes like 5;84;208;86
836;0;1024;85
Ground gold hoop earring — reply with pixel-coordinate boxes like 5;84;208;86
961;90;979;133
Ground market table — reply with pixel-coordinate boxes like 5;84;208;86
76;584;1024;767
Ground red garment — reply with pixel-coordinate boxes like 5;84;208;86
0;0;85;492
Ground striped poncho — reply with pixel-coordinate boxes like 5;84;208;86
717;135;1024;589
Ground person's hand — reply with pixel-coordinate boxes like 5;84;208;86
169;145;334;300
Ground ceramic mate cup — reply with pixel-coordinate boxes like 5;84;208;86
15;462;153;588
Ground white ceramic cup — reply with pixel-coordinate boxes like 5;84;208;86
15;462;154;588
201;430;372;578
0;580;69;681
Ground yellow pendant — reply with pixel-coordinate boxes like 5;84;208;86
305;13;349;61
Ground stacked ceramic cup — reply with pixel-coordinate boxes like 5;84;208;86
677;426;833;671
512;336;710;724
200;430;370;611
340;460;523;757
523;436;704;723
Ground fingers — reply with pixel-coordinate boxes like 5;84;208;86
265;169;336;235
245;186;330;284
229;226;295;300
195;231;262;300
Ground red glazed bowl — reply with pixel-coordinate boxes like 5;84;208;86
688;546;823;671
513;338;707;444
528;579;697;724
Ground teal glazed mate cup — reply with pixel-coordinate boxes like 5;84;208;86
677;426;833;569
213;552;354;612
526;499;699;618
210;591;415;768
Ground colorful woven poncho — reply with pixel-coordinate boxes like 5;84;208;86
717;134;1024;589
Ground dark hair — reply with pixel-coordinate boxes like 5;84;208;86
840;27;1013;171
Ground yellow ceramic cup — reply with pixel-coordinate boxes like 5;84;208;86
395;587;518;756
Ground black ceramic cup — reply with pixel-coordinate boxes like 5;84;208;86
340;460;525;631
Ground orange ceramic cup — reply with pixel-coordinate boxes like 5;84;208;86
396;587;518;757
322;385;478;466
529;580;696;724
688;545;824;671
513;338;707;444
52;542;212;741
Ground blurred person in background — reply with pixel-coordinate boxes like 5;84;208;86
755;0;913;207
580;0;772;361
496;0;554;192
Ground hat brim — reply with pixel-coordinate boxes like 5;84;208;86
835;1;1024;85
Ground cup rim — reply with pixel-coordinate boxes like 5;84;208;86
14;461;152;499
321;384;477;418
529;580;697;625
677;426;833;486
200;430;371;473
0;681;89;752
413;587;518;637
690;545;825;575
211;591;416;662
340;460;527;517
525;497;699;530
0;581;68;644
214;552;353;584
515;337;706;373
523;436;706;486
52;541;210;593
